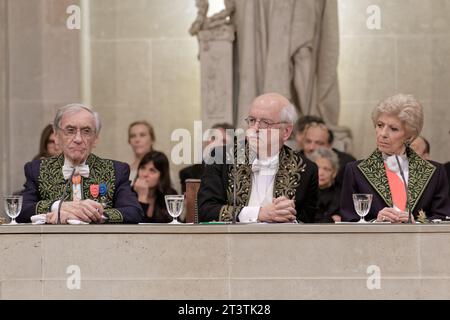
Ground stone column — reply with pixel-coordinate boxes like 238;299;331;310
197;24;235;130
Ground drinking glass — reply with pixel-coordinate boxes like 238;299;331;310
352;194;372;223
165;195;184;224
4;195;23;225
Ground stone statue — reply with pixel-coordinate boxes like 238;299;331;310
189;0;235;36
233;0;340;126
190;0;346;149
189;0;236;130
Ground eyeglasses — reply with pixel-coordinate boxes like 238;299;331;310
58;126;95;139
244;117;286;129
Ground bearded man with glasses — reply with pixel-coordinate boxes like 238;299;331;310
19;104;144;224
198;93;318;223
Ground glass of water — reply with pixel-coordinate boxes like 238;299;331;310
164;195;184;224
4;195;23;225
352;194;372;223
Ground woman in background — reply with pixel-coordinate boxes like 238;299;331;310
307;147;341;222
133;151;177;223
33;124;61;160
128;120;155;181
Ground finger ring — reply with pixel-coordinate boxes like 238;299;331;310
382;215;386;221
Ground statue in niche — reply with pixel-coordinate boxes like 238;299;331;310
233;0;340;127
190;0;346;149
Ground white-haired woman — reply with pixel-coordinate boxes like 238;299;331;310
308;147;341;222
340;94;450;223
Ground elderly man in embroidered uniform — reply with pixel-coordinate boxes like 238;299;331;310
198;93;318;223
18;104;144;224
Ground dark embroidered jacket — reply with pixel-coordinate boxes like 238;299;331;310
197;144;318;223
340;148;450;222
19;154;144;223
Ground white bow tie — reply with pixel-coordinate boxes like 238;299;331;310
62;164;90;180
252;156;279;174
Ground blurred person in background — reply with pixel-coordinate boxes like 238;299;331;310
133;151;178;223
410;135;430;160
179;122;234;193
307;147;341;223
33;124;61;160
128;120;155;182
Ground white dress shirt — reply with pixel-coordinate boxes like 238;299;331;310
51;159;88;212
238;153;279;222
382;152;409;212
383;152;409;185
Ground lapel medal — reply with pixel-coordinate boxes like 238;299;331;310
90;184;99;198
72;174;81;185
99;183;107;196
72;174;83;201
99;183;107;206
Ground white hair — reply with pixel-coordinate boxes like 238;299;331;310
53;103;101;135
307;147;340;173
280;103;297;124
371;94;423;140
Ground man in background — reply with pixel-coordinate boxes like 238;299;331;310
179;122;234;193
410;135;430;160
298;120;356;186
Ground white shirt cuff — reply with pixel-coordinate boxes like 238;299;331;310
238;206;260;223
51;200;61;212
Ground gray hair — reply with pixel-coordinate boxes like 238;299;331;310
280;103;298;124
371;94;423;141
307;147;340;173
53;103;101;135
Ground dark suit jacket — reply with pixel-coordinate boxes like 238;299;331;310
198;144;318;223
340;148;450;222
445;162;450;198
179;164;205;193
333;148;356;187
19;154;144;224
316;184;341;223
139;187;178;223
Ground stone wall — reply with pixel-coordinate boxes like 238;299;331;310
338;0;450;162
88;0;200;190
5;0;81;192
2;224;450;299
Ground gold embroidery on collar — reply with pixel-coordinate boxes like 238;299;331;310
222;143;252;221
357;149;392;207
406;148;435;212
358;148;436;212
37;154;117;218
274;147;305;199
220;145;305;221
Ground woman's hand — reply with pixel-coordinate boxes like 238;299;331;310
376;207;413;223
133;177;150;203
331;214;341;222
